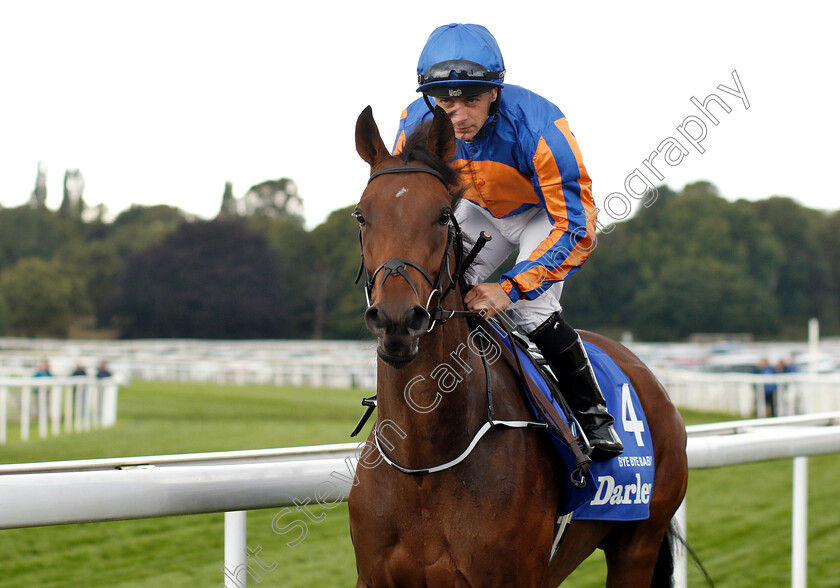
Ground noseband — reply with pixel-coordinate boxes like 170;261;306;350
356;165;472;330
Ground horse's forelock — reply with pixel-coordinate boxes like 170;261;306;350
400;122;464;205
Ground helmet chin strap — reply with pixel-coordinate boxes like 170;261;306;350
488;87;502;116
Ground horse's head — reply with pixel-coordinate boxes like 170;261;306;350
354;106;462;368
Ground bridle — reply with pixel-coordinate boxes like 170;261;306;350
355;165;476;331
352;164;591;493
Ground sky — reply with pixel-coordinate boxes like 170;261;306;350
1;1;837;229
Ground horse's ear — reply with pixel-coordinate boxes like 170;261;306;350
427;106;456;163
356;106;390;168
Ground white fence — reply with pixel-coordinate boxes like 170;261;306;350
0;338;378;389
3;337;840;420
2;337;839;411
0;376;119;444
658;370;840;417
1;412;838;587
3;362;839;431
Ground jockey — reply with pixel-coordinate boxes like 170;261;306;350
394;23;623;460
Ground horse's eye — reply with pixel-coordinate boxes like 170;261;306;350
438;210;452;225
354;210;366;226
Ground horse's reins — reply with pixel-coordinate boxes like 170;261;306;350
355;164;591;491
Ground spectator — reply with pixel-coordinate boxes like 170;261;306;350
776;356;800;415
71;364;87;376
778;357;797;374
96;361;112;379
756;358;777;417
31;359;53;404
33;359;53;378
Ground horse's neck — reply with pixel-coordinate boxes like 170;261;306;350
376;316;491;466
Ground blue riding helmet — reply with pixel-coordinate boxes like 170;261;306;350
416;23;506;98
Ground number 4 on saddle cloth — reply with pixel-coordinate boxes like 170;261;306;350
486;319;655;521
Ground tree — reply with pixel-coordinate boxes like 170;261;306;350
0;206;76;271
247;213;312;338
628;256;780;340
58;169;86;219
247;206;367;339
219;181;237;217
307;206;368;339
110;219;290;338
0;292;7;335
106;204;187;257
563;182;787;340
815;210;840;334
241;178;304;221
561;218;641;332
0;257;90;337
56;240;122;327
753;197;831;329
29;162;48;210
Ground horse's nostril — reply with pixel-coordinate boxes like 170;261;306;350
365;307;386;335
404;305;430;335
366;305;428;338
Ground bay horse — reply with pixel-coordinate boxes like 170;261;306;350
348;105;688;587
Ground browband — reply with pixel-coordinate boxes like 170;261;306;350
367;165;448;187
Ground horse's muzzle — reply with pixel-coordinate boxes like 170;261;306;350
365;304;430;368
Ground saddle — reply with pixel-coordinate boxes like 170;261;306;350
483;316;657;524
479;316;592;472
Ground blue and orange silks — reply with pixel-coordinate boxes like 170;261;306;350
394;84;598;304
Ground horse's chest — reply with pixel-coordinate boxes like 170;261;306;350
352;467;552;581
349;426;558;586
368;523;542;588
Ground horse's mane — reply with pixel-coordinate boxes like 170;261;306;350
399;121;465;205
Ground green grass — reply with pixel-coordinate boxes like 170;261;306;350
0;382;361;588
1;381;839;587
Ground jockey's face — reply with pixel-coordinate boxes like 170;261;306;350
434;88;497;140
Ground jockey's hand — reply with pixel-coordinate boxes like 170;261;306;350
464;282;512;317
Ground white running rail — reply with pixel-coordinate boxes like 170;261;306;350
1;413;838;587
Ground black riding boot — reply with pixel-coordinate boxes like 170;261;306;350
529;313;624;461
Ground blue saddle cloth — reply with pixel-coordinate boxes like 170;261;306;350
489;322;655;520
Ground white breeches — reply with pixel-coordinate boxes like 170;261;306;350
456;200;563;334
